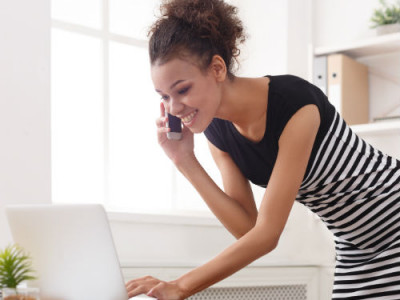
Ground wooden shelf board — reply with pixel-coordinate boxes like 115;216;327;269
315;32;400;58
351;120;400;135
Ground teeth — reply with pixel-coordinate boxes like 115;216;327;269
181;110;197;123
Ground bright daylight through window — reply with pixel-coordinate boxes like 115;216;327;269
51;0;221;214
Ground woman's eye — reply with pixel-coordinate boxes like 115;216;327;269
161;95;169;101
178;86;190;95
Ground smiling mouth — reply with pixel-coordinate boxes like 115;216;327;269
181;110;198;124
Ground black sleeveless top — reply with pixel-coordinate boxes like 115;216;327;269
204;74;336;188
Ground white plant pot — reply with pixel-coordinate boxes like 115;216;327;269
376;23;400;35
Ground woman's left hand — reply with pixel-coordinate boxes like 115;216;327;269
126;276;188;300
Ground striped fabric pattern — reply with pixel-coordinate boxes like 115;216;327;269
296;112;400;299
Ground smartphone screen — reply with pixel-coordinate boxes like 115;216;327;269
167;113;182;140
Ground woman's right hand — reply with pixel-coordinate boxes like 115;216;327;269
156;102;195;166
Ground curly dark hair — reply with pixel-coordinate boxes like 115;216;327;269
148;0;246;78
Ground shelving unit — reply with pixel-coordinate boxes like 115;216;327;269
313;32;400;136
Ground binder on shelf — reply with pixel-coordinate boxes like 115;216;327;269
327;54;369;125
313;56;328;95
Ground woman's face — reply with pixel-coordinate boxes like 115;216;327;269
151;58;223;134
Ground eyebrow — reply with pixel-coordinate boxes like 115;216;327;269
155;79;186;93
170;79;185;90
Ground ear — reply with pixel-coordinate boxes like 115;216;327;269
209;55;227;82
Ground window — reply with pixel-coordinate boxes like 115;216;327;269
51;0;222;214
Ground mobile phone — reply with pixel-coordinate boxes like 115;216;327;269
166;113;182;140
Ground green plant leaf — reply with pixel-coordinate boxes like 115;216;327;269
0;244;37;289
370;0;400;27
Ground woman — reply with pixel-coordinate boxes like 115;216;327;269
125;0;400;299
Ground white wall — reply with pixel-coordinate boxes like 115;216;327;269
287;0;313;79
234;0;311;79
313;0;379;47
233;0;289;76
0;0;51;248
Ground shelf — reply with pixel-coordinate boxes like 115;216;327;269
314;32;400;58
351;120;400;136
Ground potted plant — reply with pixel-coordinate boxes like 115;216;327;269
370;0;400;34
0;245;39;300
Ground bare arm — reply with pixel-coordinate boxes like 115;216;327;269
176;142;257;239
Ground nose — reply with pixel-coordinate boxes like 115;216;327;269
168;97;185;116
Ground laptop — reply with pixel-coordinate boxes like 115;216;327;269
6;204;150;300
